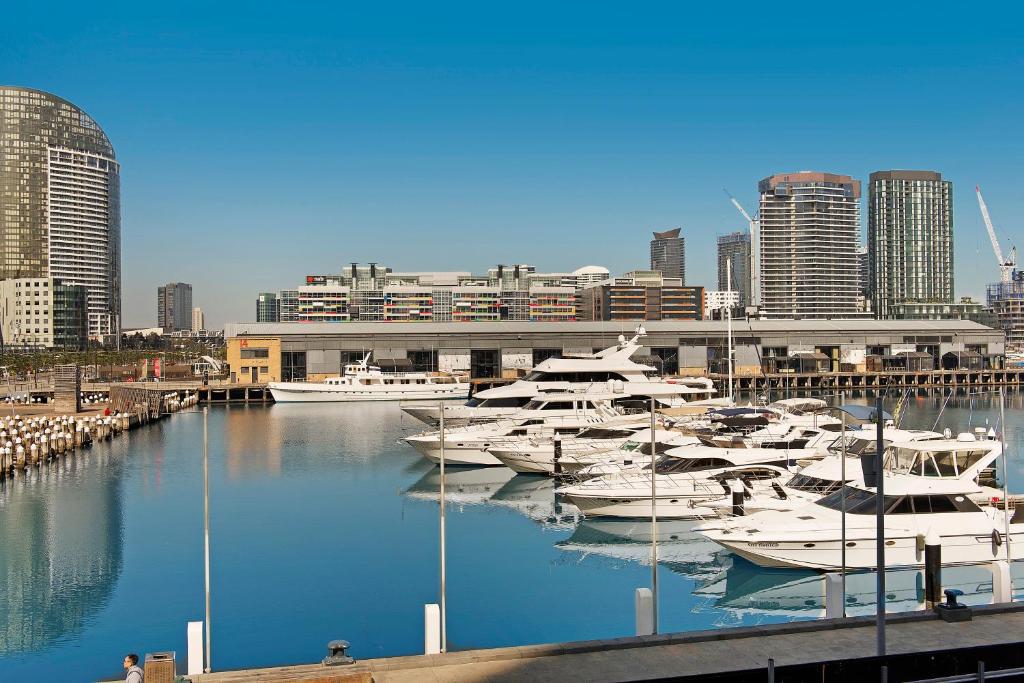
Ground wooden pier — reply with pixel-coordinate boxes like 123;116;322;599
188;603;1024;682
711;367;1024;393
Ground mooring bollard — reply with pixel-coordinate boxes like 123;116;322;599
635;587;654;636
824;572;844;618
731;483;744;517
424;604;441;654
925;530;942;609
187;621;204;676
992;559;1013;604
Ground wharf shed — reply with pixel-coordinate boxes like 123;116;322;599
223;320;1004;383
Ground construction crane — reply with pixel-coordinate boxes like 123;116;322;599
976;185;1017;283
724;189;760;308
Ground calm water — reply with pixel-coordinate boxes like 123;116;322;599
2;391;1024;681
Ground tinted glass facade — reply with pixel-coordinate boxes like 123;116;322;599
0;87;120;339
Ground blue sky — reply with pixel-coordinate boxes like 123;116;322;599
3;2;1022;327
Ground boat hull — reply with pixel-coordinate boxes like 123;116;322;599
270;383;469;403
705;527;1024;570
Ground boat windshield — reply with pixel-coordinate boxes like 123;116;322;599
785;473;843;494
884;447;992;478
815;486;980;514
827;436;886;456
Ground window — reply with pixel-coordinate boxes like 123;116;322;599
241;348;270;359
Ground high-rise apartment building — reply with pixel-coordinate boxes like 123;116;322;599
0;87;121;339
650;228;685;282
716;232;751;310
256;292;280;322
868;170;953;319
758;172;862;319
157;282;193;332
192;307;205;332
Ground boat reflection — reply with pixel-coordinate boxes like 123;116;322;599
488;475;581;529
403;466;516;507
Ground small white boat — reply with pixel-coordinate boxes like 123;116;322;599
269;353;469;403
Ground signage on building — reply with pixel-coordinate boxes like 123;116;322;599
154;357;162;378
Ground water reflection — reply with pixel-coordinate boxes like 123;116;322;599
0;451;123;655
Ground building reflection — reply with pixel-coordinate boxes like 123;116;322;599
0;453;124;655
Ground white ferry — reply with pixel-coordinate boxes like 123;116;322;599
268;353;469;403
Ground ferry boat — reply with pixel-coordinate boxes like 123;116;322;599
268;353;469;403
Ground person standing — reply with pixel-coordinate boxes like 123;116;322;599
123;653;143;683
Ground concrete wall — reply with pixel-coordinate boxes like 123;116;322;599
438;350;470;373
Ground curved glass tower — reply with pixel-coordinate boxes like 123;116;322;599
0;86;120;339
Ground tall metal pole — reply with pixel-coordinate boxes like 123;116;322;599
726;260;733;402
203;406;212;672
875;396;886;657
1000;389;1011;562
840;410;847;616
649;397;659;634
438;402;447;653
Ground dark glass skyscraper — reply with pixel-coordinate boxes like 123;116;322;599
0;87;121;339
650;228;685;283
717;231;751;310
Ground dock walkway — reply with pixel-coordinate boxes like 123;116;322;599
192;604;1024;682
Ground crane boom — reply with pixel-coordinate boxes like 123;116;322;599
977;186;1005;265
724;189;754;223
976;185;1016;283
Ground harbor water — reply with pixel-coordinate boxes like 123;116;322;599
2;391;1024;681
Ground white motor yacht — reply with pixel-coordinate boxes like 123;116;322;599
486;420;683;475
698;433;1022;570
403;394;636;466
400;327;722;425
269;353;469;402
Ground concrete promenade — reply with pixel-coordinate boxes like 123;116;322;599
191;603;1024;682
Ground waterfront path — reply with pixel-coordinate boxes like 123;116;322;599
191;603;1024;682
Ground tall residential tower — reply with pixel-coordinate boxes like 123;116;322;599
650;228;685;283
158;282;193;332
0;87;121;339
717;231;751;310
758;172;861;319
868;170;953;318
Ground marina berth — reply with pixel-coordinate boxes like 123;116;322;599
268;352;469;402
486;419;690;475
403;393;639;466
698;432;1022;570
400;327;721;426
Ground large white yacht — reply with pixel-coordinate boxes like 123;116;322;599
400;327;721;425
269;353;469;403
403;394;638;466
699;433;1022;569
556;426;838;519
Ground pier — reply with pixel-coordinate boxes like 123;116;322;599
712;368;1024;393
187;603;1024;682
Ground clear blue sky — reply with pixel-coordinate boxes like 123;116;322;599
4;1;1022;327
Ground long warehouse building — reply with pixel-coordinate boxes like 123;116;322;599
223;320;1005;384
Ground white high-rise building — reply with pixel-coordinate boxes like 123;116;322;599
758;172;863;319
192;307;205;331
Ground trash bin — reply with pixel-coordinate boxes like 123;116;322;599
145;651;176;683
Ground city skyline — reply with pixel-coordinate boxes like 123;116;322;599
3;3;1021;328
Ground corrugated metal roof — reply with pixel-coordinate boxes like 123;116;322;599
225;319;998;338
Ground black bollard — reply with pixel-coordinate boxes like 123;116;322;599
732;487;744;517
924;532;941;609
553;438;562;476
